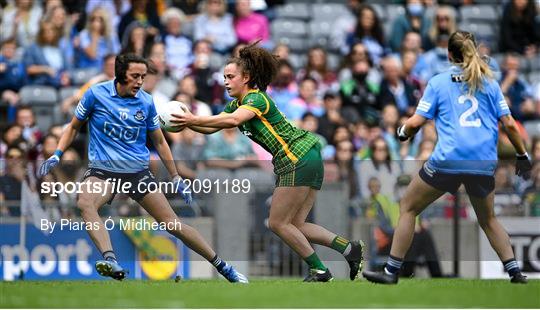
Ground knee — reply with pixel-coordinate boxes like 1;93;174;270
77;197;96;214
268;218;286;234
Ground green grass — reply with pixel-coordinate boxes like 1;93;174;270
1;279;539;308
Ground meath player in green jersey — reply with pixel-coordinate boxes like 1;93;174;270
172;42;364;282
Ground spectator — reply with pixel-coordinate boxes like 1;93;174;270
523;170;540;216
334;140;360;200
300;112;327;149
120;22;154;57
234;0;270;48
267;59;299;116
1;124;26;157
288;78;324;122
317;92;356;144
351;120;369;153
171;128;206;179
340;58;380;123
36;134;58;161
16;106;42;148
0;0;43;48
177;75;213;116
400;50;423;92
532;136;540;164
194;0;237;54
61;54;116;116
378;56;418;116
142;66;169;108
0;38;26;121
0;146;26;216
23;21;70;87
117;0;162;42
297;46;339;98
147;41;169;77
172;91;212;117
416;33;451;83
388;0;431;52
75;7;120;70
51;148;83;217
273;43;290;61
338;42;381;85
423;6;456;51
380;104;401;160
500;53;536;121
170;0;200;21
188;39;222;105
43;4;76;69
202;127;258;170
86;0;130;33
500;0;540;57
347;4;386;66
358;137;402;199
161;7;192;79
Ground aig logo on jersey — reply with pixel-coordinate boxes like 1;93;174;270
104;122;140;143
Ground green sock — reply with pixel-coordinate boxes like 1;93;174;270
304;252;327;271
331;236;350;254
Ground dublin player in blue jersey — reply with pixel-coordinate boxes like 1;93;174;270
363;31;532;284
38;54;247;283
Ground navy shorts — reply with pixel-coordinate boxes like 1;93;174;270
81;168;157;204
419;163;495;198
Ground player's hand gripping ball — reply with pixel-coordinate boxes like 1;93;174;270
158;101;190;132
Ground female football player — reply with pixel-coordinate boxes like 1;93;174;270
38;54;247;283
172;42;364;282
362;31;532;284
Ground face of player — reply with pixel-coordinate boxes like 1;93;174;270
118;62;147;97
224;63;249;99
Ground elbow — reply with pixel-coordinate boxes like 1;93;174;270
227;117;242;128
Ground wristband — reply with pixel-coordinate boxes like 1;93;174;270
54;149;63;158
516;152;528;157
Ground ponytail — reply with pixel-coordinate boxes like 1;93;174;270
448;31;493;95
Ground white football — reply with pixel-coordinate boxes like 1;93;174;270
157;101;190;132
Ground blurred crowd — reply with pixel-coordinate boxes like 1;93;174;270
1;0;539;220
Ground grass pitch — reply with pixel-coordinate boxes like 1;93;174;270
1;278;539;308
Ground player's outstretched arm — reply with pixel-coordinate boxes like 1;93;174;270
38;116;84;177
499;115;532;179
188;125;221;134
172;108;256;129
397;114;427;141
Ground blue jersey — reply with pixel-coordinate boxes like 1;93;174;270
75;80;160;173
415;66;510;175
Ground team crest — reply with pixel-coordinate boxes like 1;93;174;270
134;109;146;121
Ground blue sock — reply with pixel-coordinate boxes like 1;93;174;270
503;259;520;277
210;255;226;272
384;255;403;275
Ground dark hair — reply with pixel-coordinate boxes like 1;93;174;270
369;136;392;171
354;4;385;45
301;111;317;121
103;53;116;62
115;53;148;84
226;41;279;92
448;30;493;95
0;37;16;47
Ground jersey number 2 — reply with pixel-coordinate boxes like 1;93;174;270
458;95;481;127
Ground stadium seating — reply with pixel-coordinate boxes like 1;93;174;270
275;3;311;20
459;5;499;23
69;67;100;86
19;85;59;132
155;78;178;99
310;3;350;21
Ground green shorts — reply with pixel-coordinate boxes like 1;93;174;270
275;145;324;190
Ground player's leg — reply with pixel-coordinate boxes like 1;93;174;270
467;178;527;284
291;188;364;280
363;171;445;284
77;176;126;280
268;186;332;282
138;191;247;283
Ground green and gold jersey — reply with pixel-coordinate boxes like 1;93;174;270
223;89;320;174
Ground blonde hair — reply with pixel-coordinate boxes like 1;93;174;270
428;6;457;45
448;31;493;95
85;7;112;38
